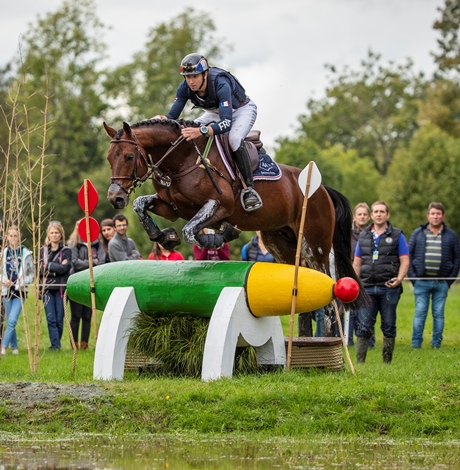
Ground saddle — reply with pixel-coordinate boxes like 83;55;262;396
219;130;264;171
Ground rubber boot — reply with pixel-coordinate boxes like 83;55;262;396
356;337;369;364
80;341;88;351
383;337;395;364
233;141;263;211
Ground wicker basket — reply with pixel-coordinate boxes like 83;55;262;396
124;348;154;371
285;337;344;371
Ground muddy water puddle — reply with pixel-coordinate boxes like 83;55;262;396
1;436;460;469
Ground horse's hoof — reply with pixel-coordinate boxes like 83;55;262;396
159;228;181;250
196;233;225;249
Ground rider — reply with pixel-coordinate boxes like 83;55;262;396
152;53;262;212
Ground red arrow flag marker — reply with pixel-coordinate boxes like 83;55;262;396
78;180;99;215
78;216;100;243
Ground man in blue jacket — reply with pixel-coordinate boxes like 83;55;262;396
408;202;460;349
153;53;262;212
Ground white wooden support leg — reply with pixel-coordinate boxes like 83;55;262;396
201;287;286;381
93;287;140;380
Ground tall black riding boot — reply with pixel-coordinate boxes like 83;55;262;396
233;141;263;211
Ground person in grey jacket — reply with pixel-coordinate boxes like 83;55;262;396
108;214;141;262
408;202;460;349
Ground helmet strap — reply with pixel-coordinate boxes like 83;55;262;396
198;72;207;93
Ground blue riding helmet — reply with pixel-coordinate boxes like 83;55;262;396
180;53;209;76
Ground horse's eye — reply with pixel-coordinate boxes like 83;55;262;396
125;154;135;162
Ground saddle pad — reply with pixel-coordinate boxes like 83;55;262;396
215;136;282;181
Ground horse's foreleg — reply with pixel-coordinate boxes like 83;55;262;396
133;194;178;243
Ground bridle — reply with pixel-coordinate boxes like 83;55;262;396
108;123;225;197
109;131;185;194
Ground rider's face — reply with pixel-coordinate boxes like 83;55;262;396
185;73;206;92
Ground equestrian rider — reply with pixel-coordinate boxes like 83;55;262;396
152;53;262;212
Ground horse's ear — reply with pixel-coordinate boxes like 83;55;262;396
103;122;117;139
123;121;133;138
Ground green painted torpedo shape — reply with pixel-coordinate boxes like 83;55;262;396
67;260;254;318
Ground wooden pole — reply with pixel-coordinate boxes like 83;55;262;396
83;179;98;341
287;161;314;371
332;300;355;375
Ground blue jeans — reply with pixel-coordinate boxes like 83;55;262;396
411;280;449;348
2;296;23;349
312;308;325;337
43;290;65;349
356;285;402;339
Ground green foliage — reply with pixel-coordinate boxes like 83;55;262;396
275;137;380;207
297;51;425;175
275;135;342;185
418;78;460;137
432;0;460;74
383;123;460;235
2;0;110;235
321;145;380;206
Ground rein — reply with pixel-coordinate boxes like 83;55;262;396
109;126;226;195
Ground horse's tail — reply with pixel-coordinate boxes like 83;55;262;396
324;185;369;311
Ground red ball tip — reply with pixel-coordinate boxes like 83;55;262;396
334;277;360;303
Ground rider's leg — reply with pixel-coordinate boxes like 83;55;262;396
233;140;263;211
229;101;262;211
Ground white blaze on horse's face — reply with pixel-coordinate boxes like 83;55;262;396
106;142;136;210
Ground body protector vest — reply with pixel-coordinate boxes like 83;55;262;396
358;222;402;287
188;67;246;109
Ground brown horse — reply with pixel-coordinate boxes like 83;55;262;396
104;119;366;310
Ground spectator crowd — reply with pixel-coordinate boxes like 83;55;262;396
1;199;459;362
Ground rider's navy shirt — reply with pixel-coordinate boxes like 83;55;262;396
166;70;242;136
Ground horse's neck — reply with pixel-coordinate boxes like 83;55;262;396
136;126;179;148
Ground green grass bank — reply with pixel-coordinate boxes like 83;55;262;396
1;281;459;440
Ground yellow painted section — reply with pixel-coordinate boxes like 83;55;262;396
246;263;335;317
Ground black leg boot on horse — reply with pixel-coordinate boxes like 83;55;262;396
233;141;263;212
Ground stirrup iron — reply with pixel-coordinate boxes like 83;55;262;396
240;188;263;212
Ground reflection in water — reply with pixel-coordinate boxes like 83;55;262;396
1;436;460;469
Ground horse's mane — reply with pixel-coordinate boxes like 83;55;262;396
114;118;198;140
131;118;199;130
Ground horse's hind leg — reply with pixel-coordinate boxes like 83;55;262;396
260;229;297;264
183;199;240;248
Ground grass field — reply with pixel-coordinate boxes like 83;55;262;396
1;281;460;441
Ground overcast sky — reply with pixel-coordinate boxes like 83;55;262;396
0;0;444;153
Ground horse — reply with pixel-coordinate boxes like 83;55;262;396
104;119;367;311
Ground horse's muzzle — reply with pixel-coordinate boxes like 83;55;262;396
108;183;129;209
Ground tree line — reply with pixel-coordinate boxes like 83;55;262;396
1;0;459;258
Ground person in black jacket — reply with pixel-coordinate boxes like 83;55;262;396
408;202;460;349
353;202;409;364
40;222;72;350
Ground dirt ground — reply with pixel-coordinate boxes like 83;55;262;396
0;382;108;411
